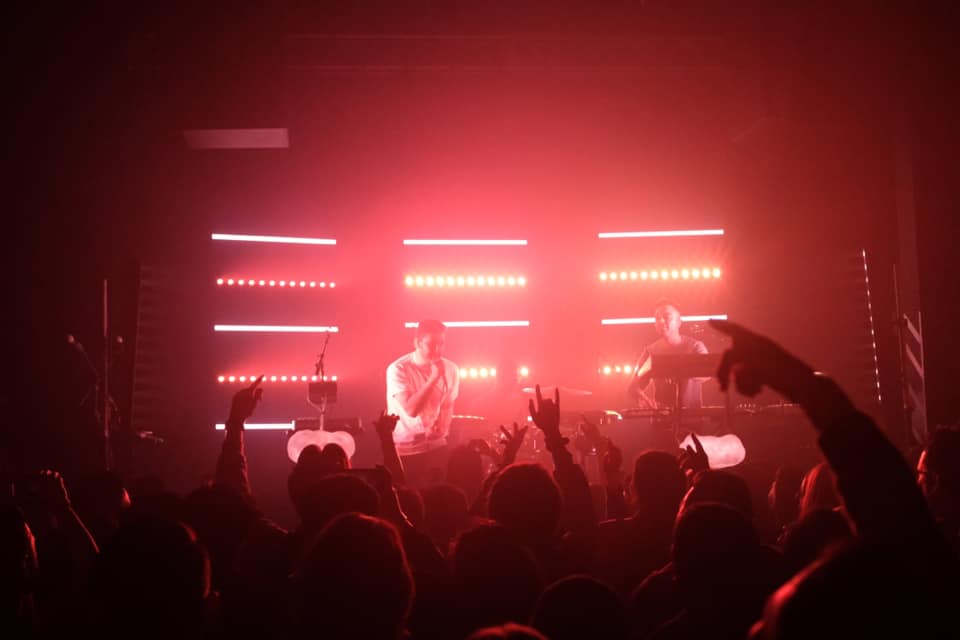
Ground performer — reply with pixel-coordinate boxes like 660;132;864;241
386;319;460;485
627;300;708;410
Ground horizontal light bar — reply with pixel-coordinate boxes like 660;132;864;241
599;364;635;376
452;414;488;421
405;275;526;288
217;374;338;383
600;314;728;325
599;268;721;282
454;366;530;380
217;278;336;288
459;367;496;379
404;320;530;328
214;325;339;333
403;239;527;246
215;422;294;431
211;233;336;245
598;229;724;239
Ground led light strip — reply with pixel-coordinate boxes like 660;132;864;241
459;367;497;379
211;233;336;245
598;229;724;239
599;268;721;281
403;239;527;246
404;320;530;328
405;275;526;287
862;249;882;404
217;278;336;288
214;325;339;333
456;366;530;380
215;422;294;431
217;374;338;383
598;364;635;376
600;314;728;325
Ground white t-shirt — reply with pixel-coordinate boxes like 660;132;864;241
386;353;460;456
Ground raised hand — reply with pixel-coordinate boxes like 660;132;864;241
579;416;603;447
602;438;623;478
228;375;264;423
710;319;855;427
36;469;71;510
469;438;497;457
499;422;529;466
678;432;709;477
711;319;821;400
374;411;400;441
528;384;561;433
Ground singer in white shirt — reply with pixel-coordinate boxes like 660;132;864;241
386;319;460;484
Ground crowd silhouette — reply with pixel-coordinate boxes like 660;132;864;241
3;320;957;638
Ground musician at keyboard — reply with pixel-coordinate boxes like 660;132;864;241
627;299;709;410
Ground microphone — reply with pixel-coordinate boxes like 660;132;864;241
67;334;99;378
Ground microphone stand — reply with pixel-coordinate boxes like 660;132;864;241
313;334;332;430
69;279;117;471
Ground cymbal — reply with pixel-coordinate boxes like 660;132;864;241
521;385;593;397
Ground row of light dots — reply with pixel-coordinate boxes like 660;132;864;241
217;374;339;383
459;366;531;379
599;364;634;376
217;278;336;288
599;267;722;281
405;275;526;288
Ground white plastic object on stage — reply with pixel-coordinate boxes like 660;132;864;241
679;433;747;469
286;428;356;463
